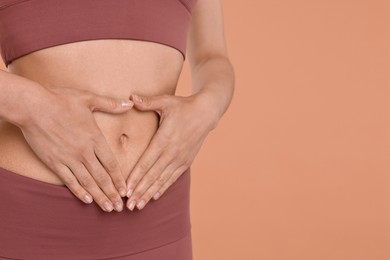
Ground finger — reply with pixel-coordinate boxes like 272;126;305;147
82;145;125;212
89;94;134;113
81;137;126;211
130;94;167;115
67;162;119;212
93;134;127;197
153;165;189;201
126;155;173;210
135;162;177;209
125;129;167;198
53;163;94;205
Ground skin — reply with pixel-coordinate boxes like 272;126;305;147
125;0;235;210
0;0;234;213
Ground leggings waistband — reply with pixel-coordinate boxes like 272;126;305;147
0;166;191;260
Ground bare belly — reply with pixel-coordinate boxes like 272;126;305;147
0;39;184;185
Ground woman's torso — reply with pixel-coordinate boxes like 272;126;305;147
0;39;184;185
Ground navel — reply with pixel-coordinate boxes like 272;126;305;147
119;133;129;146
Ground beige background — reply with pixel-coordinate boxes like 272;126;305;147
177;0;390;259
1;1;389;259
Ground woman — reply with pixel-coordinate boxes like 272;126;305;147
0;0;234;259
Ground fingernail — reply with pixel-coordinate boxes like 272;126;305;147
121;99;133;107
104;201;114;212
133;95;143;103
126;188;133;198
128;200;136;211
153;192;160;200
137;200;145;210
114;201;123;212
119;187;126;197
83;194;93;204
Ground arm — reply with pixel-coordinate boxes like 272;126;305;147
0;69;50;127
187;0;235;127
0;68;134;212
125;0;235;210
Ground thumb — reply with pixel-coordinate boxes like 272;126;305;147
89;95;134;113
131;94;165;112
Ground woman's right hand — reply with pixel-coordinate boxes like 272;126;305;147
18;86;133;212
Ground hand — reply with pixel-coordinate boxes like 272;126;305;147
125;92;219;210
19;86;134;212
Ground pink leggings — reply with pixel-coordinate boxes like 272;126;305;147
0;166;192;260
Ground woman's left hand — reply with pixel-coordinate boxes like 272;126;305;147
125;92;219;211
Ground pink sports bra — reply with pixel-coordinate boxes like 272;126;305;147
0;0;198;68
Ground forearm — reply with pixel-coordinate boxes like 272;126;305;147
190;55;235;125
0;69;51;128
